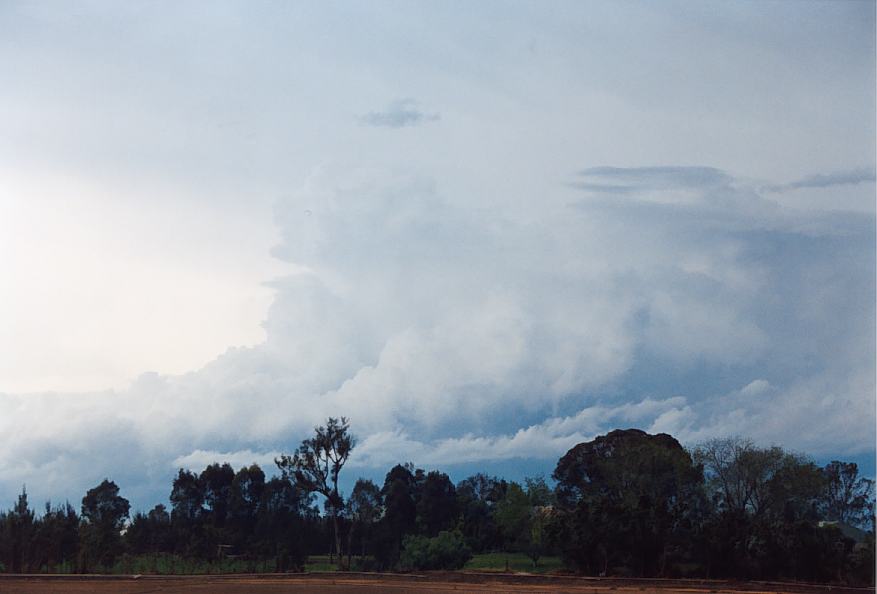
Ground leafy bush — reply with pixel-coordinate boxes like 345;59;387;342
400;530;472;570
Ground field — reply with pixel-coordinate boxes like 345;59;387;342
0;553;576;576
0;573;872;594
2;553;870;593
463;552;563;574
301;552;563;574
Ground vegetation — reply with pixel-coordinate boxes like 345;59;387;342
0;421;873;587
399;530;471;570
275;416;354;569
465;552;563;574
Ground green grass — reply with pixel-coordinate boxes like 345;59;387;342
464;552;563;574
304;552;564;574
304;556;340;572
106;553;284;575
39;551;561;575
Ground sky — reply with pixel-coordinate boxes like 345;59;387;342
0;0;874;511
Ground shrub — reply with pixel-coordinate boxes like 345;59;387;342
399;530;472;570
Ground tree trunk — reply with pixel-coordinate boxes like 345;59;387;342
347;524;354;570
332;511;342;570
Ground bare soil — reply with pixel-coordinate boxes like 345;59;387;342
0;572;870;594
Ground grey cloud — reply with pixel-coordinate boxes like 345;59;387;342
360;99;440;128
764;167;877;192
576;166;732;191
568;182;639;194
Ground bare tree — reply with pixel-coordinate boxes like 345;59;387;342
821;461;875;528
694;437;822;520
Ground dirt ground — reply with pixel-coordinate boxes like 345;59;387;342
0;573;869;594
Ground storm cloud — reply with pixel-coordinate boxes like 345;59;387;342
1;163;873;509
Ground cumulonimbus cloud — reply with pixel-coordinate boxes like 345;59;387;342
0;164;873;509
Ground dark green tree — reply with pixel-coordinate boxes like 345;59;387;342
455;474;505;552
416;471;457;537
201;463;235;529
200;462;235;559
31;502;79;572
373;463;421;568
254;476;309;571
494;482;530;551
553;429;703;576
169;469;205;557
80;479;130;571
346;479;382;566
228;464;266;552
494;479;553;567
0;488;35;572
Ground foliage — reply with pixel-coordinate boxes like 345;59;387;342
455;474;506;552
0;423;873;587
276;417;355;568
372;463;420;568
820;461;875;528
416;471;457;536
494;483;530;550
692;437;833;579
0;488;36;572
346;479;382;561
464;552;563;574
552;429;704;577
80;479;130;571
399;530;471;570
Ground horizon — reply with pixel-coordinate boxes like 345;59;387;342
7;426;876;516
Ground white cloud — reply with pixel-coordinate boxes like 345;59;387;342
172;449;282;472
0;164;873;508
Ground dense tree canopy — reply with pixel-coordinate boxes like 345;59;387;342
80;479;130;571
553;429;704;576
0;425;872;586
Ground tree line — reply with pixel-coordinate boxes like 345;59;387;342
0;420;873;586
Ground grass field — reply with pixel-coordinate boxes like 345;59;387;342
303;552;563;574
14;552;563;575
305;556;342;572
464;552;563;574
113;554;285;575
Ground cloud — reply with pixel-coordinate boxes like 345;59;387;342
644;369;877;456
180;396;688;471
576;166;732;191
180;361;877;474
360;99;440;128
764;167;876;192
0;164;872;509
172;449;281;472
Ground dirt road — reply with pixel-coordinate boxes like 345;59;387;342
0;573;869;594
